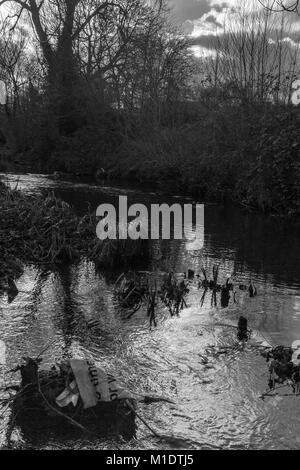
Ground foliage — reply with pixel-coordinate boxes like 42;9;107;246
241;108;300;216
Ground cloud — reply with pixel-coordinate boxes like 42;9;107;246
188;44;218;57
211;1;232;12
168;0;300;69
169;0;300;55
168;0;213;22
190;28;300;48
189;27;300;66
190;34;219;49
205;14;223;27
169;1;233;37
280;36;300;48
182;20;195;34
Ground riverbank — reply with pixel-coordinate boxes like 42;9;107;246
2;104;299;218
1;174;300;450
0;182;149;292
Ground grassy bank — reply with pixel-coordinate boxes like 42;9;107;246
0;182;149;290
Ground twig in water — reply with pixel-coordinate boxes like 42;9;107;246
125;400;160;438
36;339;57;360
260;383;291;399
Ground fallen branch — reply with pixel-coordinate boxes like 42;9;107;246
125;400;160;438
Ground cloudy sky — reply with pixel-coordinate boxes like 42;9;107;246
168;0;300;57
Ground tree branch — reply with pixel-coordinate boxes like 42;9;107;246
0;0;30;10
72;1;123;39
258;0;300;14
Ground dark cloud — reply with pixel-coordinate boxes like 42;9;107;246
189;34;219;49
213;2;230;13
182;20;195;34
284;10;300;24
190;30;300;54
168;0;212;22
284;30;300;42
205;14;222;27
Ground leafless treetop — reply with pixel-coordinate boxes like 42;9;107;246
258;0;300;14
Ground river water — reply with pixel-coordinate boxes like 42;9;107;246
1;173;300;450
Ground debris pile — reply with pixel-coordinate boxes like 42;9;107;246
0;257;23;303
160;273;189;317
261;344;300;397
115;273;148;315
199;266;257;308
3;357;137;443
237;316;250;342
114;272;189;326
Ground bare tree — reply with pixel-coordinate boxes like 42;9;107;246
204;4;300;104
258;0;300;14
105;8;190;122
0;20;28;114
0;0;165;132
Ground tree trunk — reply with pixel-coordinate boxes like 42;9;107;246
49;1;81;134
30;0;81;135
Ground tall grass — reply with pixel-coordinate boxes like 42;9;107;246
0;185;150;285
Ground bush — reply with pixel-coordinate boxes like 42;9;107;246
241;108;300;216
3;93;300;217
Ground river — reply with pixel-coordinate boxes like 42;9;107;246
1;173;300;450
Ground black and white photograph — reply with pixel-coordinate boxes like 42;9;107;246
0;0;300;457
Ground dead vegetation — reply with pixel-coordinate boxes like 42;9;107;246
115;272;190;327
1;356;137;447
198;266;257;308
0;354;179;448
0;184;149;299
261;346;300;398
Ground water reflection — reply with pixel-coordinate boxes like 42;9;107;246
0;174;300;450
